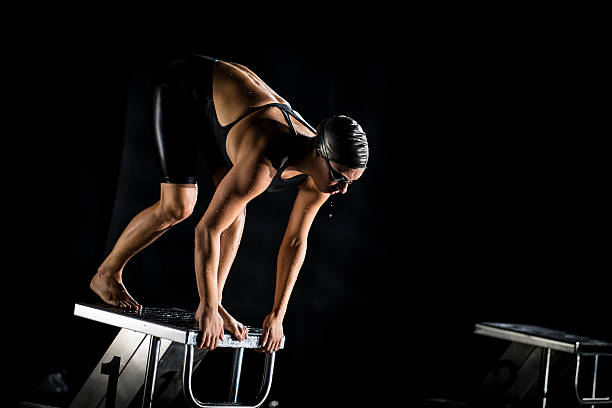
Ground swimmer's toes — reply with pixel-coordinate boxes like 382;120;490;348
121;296;139;311
114;283;140;310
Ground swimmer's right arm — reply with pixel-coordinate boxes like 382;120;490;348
194;154;273;349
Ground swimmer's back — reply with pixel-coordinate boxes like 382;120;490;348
210;58;291;126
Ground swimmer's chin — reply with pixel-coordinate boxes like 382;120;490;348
314;185;336;194
322;187;338;195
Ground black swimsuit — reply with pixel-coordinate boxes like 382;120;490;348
152;54;314;193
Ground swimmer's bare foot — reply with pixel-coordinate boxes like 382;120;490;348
218;304;248;341
90;270;141;310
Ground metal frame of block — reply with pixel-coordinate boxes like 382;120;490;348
73;302;284;408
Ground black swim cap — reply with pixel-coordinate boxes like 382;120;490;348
315;115;369;169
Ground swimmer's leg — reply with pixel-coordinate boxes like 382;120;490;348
90;183;197;310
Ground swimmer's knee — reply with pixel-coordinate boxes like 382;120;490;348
163;202;194;224
159;184;197;224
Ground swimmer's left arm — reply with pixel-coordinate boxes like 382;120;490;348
260;178;329;352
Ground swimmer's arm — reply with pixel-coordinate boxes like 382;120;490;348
195;156;273;309
271;179;329;318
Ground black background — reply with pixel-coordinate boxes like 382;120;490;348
12;15;610;408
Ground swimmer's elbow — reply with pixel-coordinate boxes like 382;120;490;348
195;220;222;244
286;235;307;249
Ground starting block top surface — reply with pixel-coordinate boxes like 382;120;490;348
475;322;612;354
74;302;284;349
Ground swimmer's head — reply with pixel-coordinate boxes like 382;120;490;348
315;115;369;169
312;115;368;194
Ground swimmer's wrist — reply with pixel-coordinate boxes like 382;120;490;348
200;298;218;311
271;307;286;319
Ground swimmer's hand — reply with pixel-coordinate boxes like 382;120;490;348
195;301;224;350
259;312;284;353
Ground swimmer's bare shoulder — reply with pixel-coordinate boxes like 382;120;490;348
298;175;323;194
296;176;330;210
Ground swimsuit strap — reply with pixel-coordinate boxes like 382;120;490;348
222;102;317;135
287;108;317;134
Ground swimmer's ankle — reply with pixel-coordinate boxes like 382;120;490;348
96;265;122;281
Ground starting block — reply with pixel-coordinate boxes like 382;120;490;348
475;322;612;406
72;302;284;408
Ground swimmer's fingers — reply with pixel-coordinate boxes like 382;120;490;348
260;327;270;348
219;328;225;342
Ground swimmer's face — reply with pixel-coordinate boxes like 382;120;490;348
314;151;365;195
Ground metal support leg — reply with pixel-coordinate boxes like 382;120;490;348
591;355;600;408
229;348;245;403
142;336;161;408
542;348;551;408
183;344;276;408
575;352;611;405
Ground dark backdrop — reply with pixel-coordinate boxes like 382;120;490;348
14;24;609;407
